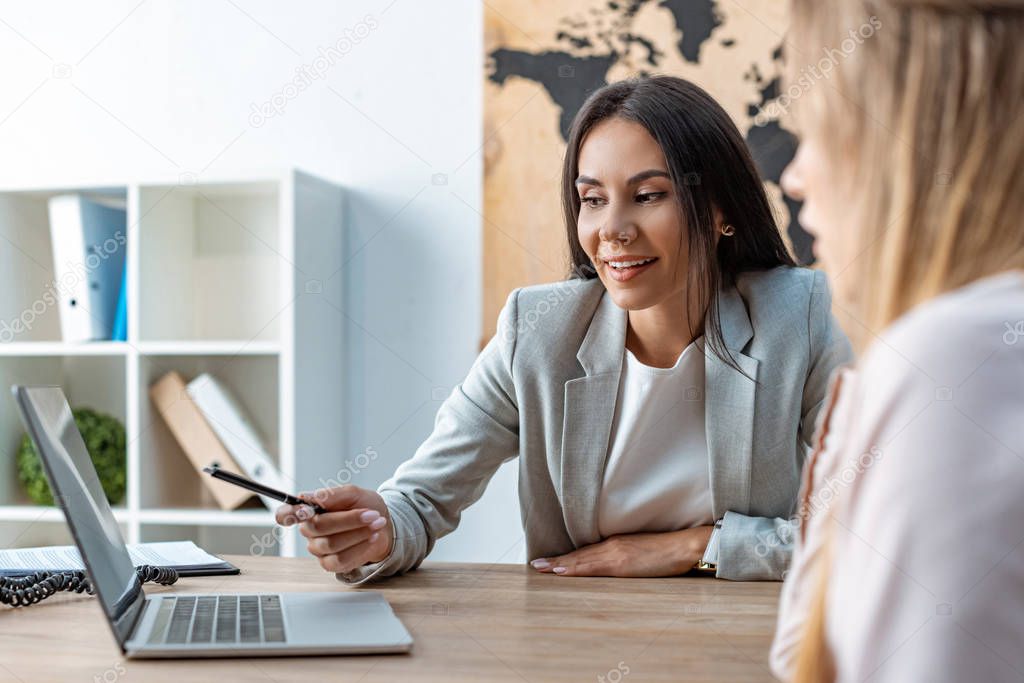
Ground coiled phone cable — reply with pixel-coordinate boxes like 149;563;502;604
0;565;178;607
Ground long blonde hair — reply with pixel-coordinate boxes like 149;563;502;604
785;0;1024;679
789;0;1024;346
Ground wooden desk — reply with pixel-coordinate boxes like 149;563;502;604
0;556;782;682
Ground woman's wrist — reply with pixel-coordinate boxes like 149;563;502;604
670;526;714;574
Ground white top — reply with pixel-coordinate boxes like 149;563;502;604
771;271;1024;682
597;338;714;538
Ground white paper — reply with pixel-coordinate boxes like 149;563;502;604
0;541;224;573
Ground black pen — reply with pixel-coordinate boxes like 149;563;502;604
202;465;328;514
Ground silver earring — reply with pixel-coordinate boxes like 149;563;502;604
721;224;735;236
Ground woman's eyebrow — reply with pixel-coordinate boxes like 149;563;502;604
575;169;670;186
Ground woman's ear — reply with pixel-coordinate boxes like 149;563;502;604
712;207;724;246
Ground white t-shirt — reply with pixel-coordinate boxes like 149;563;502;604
596;337;714;538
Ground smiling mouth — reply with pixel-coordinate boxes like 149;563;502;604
602;256;658;282
607;257;655;269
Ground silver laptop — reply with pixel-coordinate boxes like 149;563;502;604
12;385;413;658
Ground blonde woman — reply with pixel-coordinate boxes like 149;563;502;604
770;0;1024;681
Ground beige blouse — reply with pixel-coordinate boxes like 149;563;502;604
771;271;1024;682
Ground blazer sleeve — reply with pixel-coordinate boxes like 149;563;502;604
715;270;853;581
338;290;522;585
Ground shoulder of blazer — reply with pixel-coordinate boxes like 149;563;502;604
505;277;607;366
733;266;822;332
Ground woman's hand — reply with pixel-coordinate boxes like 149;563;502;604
529;526;715;577
275;485;393;574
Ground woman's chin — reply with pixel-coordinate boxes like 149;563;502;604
603;285;658;312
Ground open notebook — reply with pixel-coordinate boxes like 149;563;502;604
0;540;239;577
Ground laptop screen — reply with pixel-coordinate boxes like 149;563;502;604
12;386;143;649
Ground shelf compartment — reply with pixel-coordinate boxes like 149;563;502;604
137;182;282;343
137;353;279;510
0;354;127;506
0;187;127;344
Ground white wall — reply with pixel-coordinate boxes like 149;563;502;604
0;0;524;563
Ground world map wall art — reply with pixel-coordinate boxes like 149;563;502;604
482;0;810;342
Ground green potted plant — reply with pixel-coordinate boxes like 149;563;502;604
17;407;126;506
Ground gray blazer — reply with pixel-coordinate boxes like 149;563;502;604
342;266;852;584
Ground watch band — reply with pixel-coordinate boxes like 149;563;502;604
696;519;723;573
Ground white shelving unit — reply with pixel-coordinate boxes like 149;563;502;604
0;170;346;558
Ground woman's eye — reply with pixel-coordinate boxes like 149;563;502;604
636;192;666;204
581;196;605;208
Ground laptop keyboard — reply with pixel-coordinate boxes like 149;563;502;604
149;595;286;645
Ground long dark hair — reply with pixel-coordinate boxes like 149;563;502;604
561;75;795;373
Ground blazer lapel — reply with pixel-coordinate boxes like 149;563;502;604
560;283;759;546
705;284;759;519
561;290;626;547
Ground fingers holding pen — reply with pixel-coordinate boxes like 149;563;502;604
274;485;394;572
301;509;392;571
298;508;388;539
274;502;303;526
273;487;352;526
